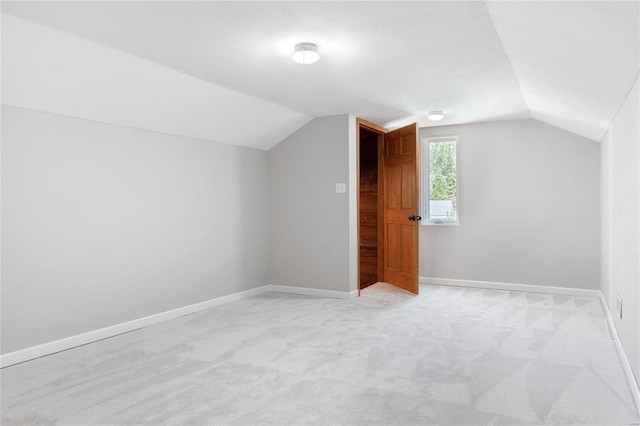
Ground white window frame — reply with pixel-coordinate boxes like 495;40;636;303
421;135;460;226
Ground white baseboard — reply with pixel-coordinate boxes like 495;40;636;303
598;293;640;416
0;285;269;368
0;284;356;368
266;284;358;300
420;276;601;298
420;276;640;416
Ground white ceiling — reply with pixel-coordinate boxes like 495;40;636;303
1;14;312;151
2;1;639;149
485;1;640;143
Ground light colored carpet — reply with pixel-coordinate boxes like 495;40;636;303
1;283;638;425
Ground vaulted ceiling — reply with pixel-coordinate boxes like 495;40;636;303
2;1;639;150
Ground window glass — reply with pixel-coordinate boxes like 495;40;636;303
421;136;459;225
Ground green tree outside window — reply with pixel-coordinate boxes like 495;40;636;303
429;140;457;220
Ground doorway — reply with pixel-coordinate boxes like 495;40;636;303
358;123;384;290
357;118;420;294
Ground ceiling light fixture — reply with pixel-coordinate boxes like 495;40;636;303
426;111;445;121
292;43;320;65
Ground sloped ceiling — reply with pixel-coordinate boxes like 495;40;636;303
2;1;639;149
1;14;312;151
485;1;639;142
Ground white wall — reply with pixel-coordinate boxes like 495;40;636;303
601;74;640;380
268;115;355;293
420;119;601;289
1;106;269;354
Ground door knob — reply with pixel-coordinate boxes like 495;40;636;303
416;215;422;221
408;215;416;221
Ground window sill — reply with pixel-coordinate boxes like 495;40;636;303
422;221;459;227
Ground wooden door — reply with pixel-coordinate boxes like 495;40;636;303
382;123;420;294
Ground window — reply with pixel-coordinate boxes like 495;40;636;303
421;136;459;225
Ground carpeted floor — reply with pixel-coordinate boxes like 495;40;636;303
1;283;638;425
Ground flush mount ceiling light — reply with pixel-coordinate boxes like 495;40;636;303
426;111;445;121
292;43;320;65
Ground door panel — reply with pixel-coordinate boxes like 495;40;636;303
387;223;401;269
386;164;400;209
382;123;419;294
401;224;413;271
401;162;413;209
